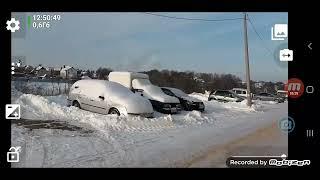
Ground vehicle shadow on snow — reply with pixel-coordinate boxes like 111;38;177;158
11;119;94;134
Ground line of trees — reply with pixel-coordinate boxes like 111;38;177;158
92;67;284;94
143;70;243;94
15;64;284;95
94;67;243;94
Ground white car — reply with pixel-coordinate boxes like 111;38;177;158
208;90;244;102
231;88;253;98
109;72;181;114
67;80;154;117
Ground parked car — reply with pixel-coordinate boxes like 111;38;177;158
253;92;285;103
161;87;205;112
276;90;288;100
231;88;254;98
67;79;154;117
208;90;245;102
109;72;181;114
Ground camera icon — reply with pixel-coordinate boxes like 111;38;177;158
279;49;293;61
278;117;295;133
7;146;21;163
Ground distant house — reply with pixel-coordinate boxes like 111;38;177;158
60;66;77;79
254;81;265;89
24;65;34;74
81;75;91;79
31;65;49;77
47;67;61;77
193;76;205;83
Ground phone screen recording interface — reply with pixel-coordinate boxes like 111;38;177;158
3;11;315;168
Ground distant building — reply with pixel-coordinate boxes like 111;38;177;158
193;76;205;83
47;67;61;77
24;65;34;74
254;81;265;89
60;66;77;79
31;65;49;77
81;75;91;79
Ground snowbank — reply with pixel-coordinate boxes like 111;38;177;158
189;92;209;102
11;88;288;167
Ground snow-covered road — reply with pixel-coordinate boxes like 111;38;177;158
11;90;288;167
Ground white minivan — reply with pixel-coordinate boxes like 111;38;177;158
109;72;181;114
67;79;154;117
231;88;253;98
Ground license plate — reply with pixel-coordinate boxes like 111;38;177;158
171;108;177;113
199;104;204;108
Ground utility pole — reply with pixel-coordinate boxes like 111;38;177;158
243;12;252;107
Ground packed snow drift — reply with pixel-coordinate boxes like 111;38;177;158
11;86;288;167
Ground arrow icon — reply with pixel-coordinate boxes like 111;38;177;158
308;43;312;50
282;54;291;57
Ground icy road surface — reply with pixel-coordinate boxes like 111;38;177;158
11;90;288;167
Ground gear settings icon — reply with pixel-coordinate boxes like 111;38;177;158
6;18;20;32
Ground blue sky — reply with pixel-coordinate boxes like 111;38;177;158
12;12;288;82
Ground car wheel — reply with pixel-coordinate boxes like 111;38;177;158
109;108;120;116
212;98;218;102
184;102;191;111
72;101;81;109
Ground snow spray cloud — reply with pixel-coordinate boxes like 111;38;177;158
114;51;162;72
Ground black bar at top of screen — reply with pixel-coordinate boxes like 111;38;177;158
4;0;289;12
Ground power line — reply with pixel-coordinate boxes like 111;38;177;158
247;15;274;57
141;12;243;22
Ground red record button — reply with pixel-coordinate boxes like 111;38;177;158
285;78;305;98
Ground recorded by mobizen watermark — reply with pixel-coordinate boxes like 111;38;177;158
227;157;311;167
269;159;311;167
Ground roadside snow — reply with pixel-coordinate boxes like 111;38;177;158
189;92;208;102
11;88;288;167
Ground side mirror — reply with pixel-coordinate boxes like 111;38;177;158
137;89;144;93
133;89;144;93
98;96;105;100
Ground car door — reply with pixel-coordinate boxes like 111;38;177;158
78;86;93;112
260;93;269;101
266;93;275;101
214;91;225;101
256;93;264;100
242;90;247;98
224;91;235;102
87;88;108;114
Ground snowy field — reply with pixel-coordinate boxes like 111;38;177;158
11;88;288;167
12;81;72;96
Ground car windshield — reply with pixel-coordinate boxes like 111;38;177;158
134;78;151;86
169;88;188;97
133;79;165;95
162;88;175;96
105;81;133;97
